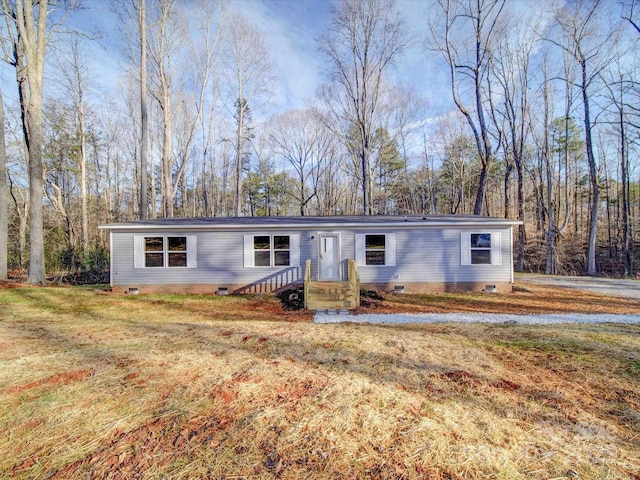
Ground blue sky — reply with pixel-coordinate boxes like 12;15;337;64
231;0;445;113
56;0;449;117
1;0;572;143
232;0;335;112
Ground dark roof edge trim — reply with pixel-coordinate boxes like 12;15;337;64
99;220;523;231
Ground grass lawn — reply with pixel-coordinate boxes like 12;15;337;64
0;284;639;479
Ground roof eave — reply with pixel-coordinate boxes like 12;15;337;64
99;220;524;231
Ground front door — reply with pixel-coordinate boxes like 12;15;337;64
318;234;340;280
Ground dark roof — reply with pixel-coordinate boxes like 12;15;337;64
100;215;522;230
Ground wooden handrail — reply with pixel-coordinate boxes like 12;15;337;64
347;259;360;307
304;259;311;309
304;259;312;283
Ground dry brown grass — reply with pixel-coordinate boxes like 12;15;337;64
356;283;640;315
0;284;639;479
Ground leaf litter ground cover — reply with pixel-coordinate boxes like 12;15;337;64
0;284;639;479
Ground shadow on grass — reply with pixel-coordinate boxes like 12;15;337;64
3;288;639;444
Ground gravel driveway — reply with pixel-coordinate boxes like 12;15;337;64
314;274;640;325
516;273;640;300
314;311;640;324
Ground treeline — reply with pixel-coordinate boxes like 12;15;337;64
0;0;639;282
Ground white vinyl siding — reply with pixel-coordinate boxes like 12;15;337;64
133;235;197;268
355;233;396;266
460;232;502;265
110;225;513;290
243;234;300;268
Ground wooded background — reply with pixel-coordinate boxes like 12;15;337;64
1;0;639;283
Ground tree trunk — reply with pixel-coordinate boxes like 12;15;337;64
162;90;173;217
25;91;45;283
9;174;29;271
516;160;525;272
8;0;50;284
235;103;244;217
139;0;148;220
503;160;512;219
619;89;632;275
78;90;88;252
581;59;598;275
0;88;7;280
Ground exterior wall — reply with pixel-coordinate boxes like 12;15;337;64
111;229;308;294
110;225;513;294
352;227;512;286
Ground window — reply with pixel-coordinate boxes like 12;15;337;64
470;233;491;264
167;236;188;267
254;235;271;266
244;234;300;267
273;235;291;266
461;232;501;265
134;236;197;268
355;233;396;266
144;237;164;267
365;235;386;265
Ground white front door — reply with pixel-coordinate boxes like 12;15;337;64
319;234;340;280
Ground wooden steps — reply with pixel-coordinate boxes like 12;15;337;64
305;280;358;310
303;258;360;311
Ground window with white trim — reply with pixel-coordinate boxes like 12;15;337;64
365;234;386;265
134;236;197;268
355;233;396;266
167;236;188;267
244;234;300;267
144;236;164;267
460;232;501;265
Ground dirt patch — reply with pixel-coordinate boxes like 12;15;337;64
46;413;236;480
1;369;94;395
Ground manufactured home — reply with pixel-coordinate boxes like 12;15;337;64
100;215;521;308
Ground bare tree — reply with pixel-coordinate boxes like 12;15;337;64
147;0;181;217
221;12;274;217
136;0;149;220
58;39;92;252
172;0;224;217
0;86;7;279
8;171;28;269
550;0;621;274
269;109;334;216
602;66;636;276
491;10;539;271
319;0;407;215
529;51;575;275
622;0;640;35
192;0;225;217
0;0;74;283
429;0;505;216
434;112;477;214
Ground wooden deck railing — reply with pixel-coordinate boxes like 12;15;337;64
304;259;312;309
347;258;360;307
